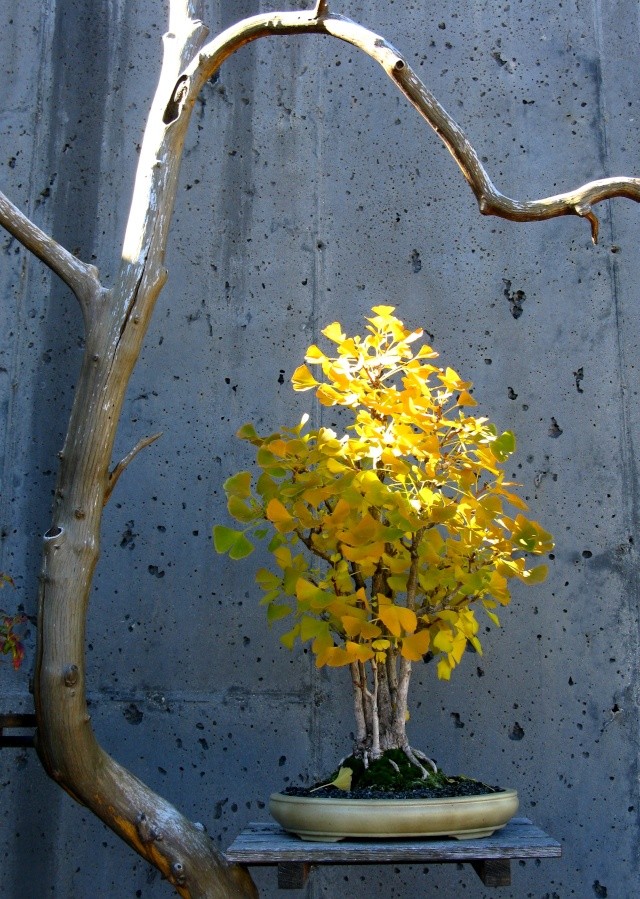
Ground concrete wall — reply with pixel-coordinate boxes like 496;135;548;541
1;0;639;896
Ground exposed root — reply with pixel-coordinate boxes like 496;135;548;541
404;745;438;777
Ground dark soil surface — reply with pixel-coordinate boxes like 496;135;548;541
283;780;503;800
282;749;504;800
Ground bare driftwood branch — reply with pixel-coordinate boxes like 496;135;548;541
1;1;638;897
30;2;257;896
0;190;102;317
390;65;640;242
184;9;640;242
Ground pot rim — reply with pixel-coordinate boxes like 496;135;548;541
270;787;517;808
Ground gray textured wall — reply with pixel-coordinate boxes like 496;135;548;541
1;1;639;896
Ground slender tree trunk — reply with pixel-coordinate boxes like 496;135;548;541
351;652;412;760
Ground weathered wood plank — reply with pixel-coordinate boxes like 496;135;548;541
225;818;561;866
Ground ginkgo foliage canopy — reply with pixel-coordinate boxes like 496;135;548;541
215;306;552;761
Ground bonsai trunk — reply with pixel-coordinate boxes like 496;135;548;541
351;652;413;758
351;653;436;775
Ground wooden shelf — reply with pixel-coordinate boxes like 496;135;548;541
225;817;561;890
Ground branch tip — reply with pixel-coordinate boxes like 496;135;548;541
105;432;163;504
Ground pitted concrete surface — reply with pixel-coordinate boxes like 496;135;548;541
1;2;639;896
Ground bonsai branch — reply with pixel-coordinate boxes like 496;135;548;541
371;663;381;758
295;528;334;565
405;531;424;611
347;559;367;593
350;662;368;746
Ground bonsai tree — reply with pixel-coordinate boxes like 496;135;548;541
215;306;553;777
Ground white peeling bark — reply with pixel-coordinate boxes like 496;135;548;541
350;662;368;747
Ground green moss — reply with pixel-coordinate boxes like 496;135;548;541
330;749;447;792
320;749;499;796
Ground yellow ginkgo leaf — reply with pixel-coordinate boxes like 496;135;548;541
322;321;346;343
291;364;319;392
310;766;353;793
432;628;454;653
345;640;375;663
331;767;354;791
265;498;295;533
437;657;452;680
520;563;548;584
324;645;362;667
305;344;327;364
377;600;417;637
399;629;431;661
340;541;387;564
438;366;469;392
341;615;381;640
457;389;477;407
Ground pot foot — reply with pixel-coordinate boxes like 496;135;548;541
451;828;497;840
295;833;345;842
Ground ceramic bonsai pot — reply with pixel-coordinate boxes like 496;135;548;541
269;788;519;842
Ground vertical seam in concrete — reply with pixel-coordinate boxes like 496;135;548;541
2;7;60;896
591;0;640;810
95;0;127;279
591;0;640;587
0;0;57;571
309;35;325;837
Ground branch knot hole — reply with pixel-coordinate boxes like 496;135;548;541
163;76;189;125
171;861;187;886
